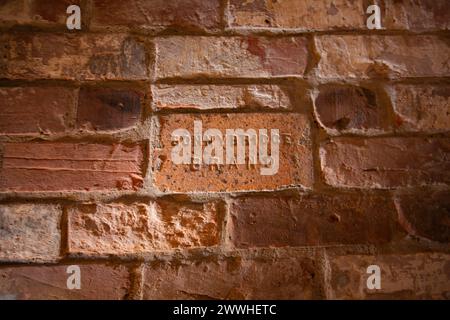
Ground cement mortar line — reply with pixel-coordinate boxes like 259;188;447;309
1;24;449;37
0;125;448;145
1;77;449;88
0;181;449;202
1;241;449;267
2;183;448;203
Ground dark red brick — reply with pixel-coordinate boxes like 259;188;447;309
77;87;142;131
229;193;402;248
92;0;221;32
395;190;450;243
315;85;387;131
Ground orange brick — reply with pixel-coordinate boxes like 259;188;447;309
152;113;313;192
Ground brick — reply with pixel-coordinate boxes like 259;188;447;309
314;85;387;131
0;264;130;300
152;113;313;193
143;254;320;299
314;35;450;79
77;87;142;131
92;0;221;32
0;0;27;26
229;0;365;31
382;0;450;31
0;204;61;262
0;87;76;135
0;33;148;80
30;0;82;26
229;193;402;248
395;190;450;243
68;200;223;255
152;84;292;111
0;0;82;27
329;253;450;299
0;142;144;192
229;0;449;31
155;36;308;79
320;137;450;188
391;84;450;133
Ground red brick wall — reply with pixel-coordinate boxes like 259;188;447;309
0;0;449;300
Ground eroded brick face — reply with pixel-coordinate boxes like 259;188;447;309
314;85;387;132
314;35;449;79
68;200;224;255
92;0;221;32
0;33;148;80
229;0;450;31
391;84;450;133
0;0;449;301
77;87;142;131
320;137;450;188
0;204;61;262
152;84;293;111
395;190;450;243
0;0;82;27
329;253;450;299
155;36;309;79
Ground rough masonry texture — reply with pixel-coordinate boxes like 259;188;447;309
0;0;449;300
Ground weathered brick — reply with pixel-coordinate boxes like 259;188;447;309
229;193;402;248
395;190;450;243
314;85;387;132
92;0;221;32
0;0;27;26
391;84;450;133
0;0;82;27
152;84;292;111
0;87;76;135
0;264;130;300
382;0;450;31
0;204;61;262
143;254;321;299
155;36;308;79
152;113;313;193
77;87;142;131
30;0;82;26
68;200;223;255
229;0;449;31
314;35;450;79
320;137;450;188
0;142;144;192
0;33;148;80
329;253;450;299
229;0;365;30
